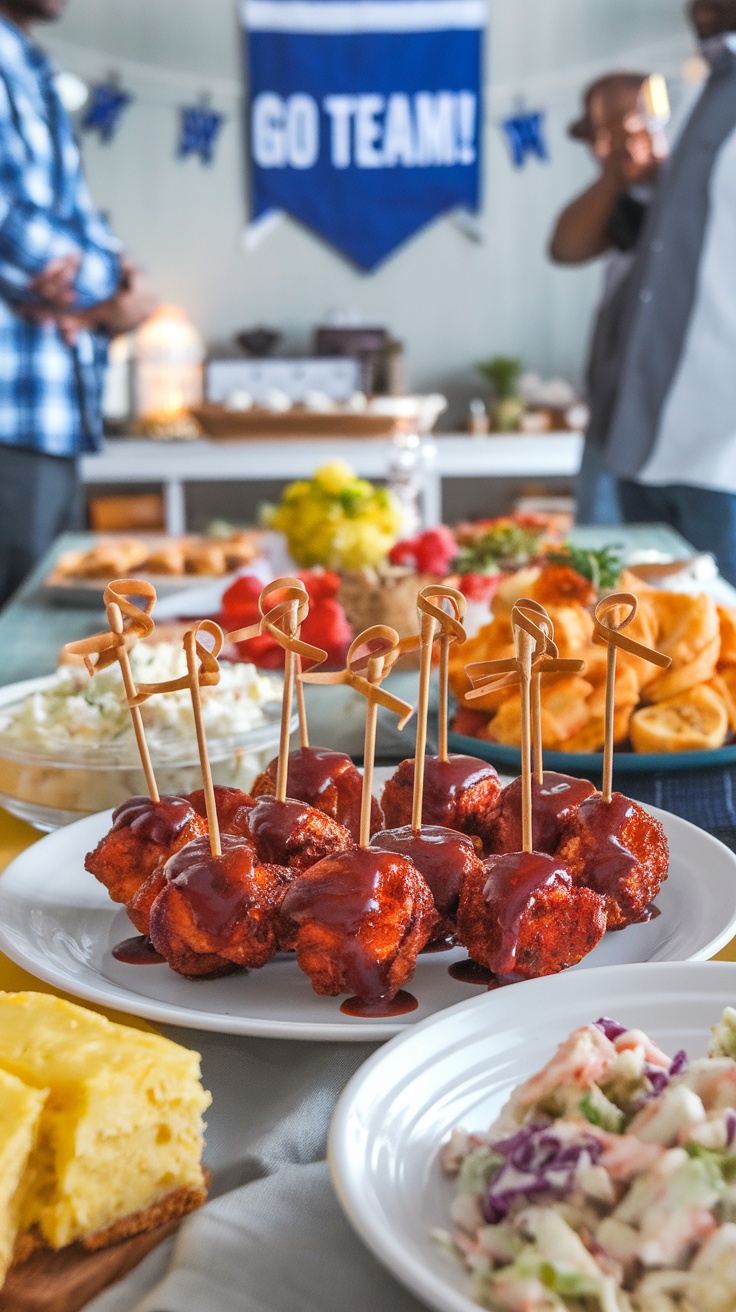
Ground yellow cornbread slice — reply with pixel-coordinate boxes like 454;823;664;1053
0;993;211;1251
0;1068;47;1283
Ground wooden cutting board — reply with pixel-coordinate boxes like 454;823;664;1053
0;1217;181;1312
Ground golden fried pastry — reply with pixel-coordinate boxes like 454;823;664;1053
183;543;228;575
449;618;516;714
492;568;541;612
486;676;594;749
543;604;595;656
648;591;720;666
717;606;736;666
53;550;86;578
564;705;634;754
144;544;186;575
222;534;258;571
587;661;640;718
641;633;720;703
72;538;150;579
711;669;736;733
630;685;729;753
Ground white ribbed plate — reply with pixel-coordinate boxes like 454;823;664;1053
329;961;736;1311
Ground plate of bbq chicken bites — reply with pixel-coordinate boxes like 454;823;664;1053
1;758;735;1041
2;574;736;1041
328;961;736;1312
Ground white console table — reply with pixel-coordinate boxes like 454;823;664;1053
80;433;583;534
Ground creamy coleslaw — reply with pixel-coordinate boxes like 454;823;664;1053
439;1012;736;1312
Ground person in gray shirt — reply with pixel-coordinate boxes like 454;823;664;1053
586;0;736;583
549;72;659;527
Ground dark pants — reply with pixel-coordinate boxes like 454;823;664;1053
576;440;623;526
0;445;82;607
618;480;736;586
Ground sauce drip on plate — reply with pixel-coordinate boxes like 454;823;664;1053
340;990;418;1018
112;935;165;965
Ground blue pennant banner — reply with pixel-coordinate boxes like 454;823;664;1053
501;109;548;169
80;83;132;143
178;105;226;164
242;0;486;271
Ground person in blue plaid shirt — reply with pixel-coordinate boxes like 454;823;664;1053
0;0;156;604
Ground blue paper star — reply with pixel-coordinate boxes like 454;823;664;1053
81;83;132;144
502;110;549;169
177;105;225;165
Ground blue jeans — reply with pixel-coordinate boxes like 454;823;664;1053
575;441;623;526
618;480;736;586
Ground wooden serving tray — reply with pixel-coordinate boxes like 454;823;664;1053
0;1216;180;1312
190;403;397;440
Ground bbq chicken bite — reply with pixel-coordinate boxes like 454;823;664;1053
148;834;293;978
370;826;484;946
251;746;382;842
556;793;669;930
280;847;438;1004
187;786;255;831
85;795;207;908
381;755;502;848
234;794;353;871
484;772;596;856
457;852;607;982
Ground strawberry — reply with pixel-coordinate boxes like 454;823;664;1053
389;538;419;567
413;526;457;575
459;572;501;602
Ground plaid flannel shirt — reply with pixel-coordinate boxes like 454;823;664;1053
0;18;122;456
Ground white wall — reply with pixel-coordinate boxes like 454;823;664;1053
45;0;691;423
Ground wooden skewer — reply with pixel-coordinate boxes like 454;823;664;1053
516;622;536;854
63;580;161;805
276;599;299;804
361;651;386;849
411;607;438;834
602;610;621;805
593;592;672;806
129;617;226;857
300;626;414;851
106;601;160;804
184;629;221;857
296;656;309;750
225;578;326;788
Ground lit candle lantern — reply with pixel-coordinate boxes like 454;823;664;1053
134;305;204;421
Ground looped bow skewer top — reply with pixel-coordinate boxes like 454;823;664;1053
303;625;415;847
593;592;671;666
64;579;157;676
594;592;671;803
63;578;161;802
225;577;327;752
129;620;224;704
301;625;415;730
464;600;584;699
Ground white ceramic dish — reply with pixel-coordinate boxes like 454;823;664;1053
329;959;736;1312
0;800;734;1040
